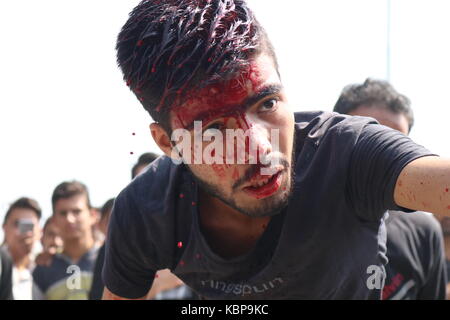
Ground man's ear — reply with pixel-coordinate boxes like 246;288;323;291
150;123;174;158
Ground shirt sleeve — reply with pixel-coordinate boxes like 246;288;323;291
102;189;158;299
346;123;437;222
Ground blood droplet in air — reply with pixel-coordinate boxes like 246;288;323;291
179;193;184;198
137;40;144;47
192;201;196;206
177;241;183;248
130;152;134;155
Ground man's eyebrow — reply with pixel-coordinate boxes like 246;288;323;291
242;83;284;110
182;83;284;130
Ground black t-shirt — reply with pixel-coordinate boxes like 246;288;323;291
103;111;435;299
383;211;447;300
0;247;14;300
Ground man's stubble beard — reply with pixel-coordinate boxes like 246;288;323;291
187;132;297;218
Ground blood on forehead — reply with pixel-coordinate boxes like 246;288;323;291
170;62;264;130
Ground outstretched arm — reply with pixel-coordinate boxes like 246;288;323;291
394;156;450;218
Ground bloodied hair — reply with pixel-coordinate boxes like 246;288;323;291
116;0;279;133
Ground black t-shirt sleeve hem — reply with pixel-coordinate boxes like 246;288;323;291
386;153;439;212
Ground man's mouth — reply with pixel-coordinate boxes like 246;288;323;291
242;170;283;199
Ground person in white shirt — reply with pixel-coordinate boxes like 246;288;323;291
2;197;42;300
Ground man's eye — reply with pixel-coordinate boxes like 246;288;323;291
260;98;279;112
204;122;224;131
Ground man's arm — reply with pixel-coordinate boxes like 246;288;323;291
395;156;450;218
102;287;146;300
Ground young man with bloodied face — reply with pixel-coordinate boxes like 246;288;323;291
102;0;450;300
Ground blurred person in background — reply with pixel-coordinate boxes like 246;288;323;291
89;198;114;300
0;246;14;299
35;217;64;267
334;78;447;300
131;152;160;179
41;217;63;256
32;181;98;300
1;197;42;300
91;206;106;248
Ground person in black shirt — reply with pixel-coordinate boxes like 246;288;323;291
102;0;450;300
334;78;447;299
0;247;14;300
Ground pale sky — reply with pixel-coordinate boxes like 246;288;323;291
1;0;449;240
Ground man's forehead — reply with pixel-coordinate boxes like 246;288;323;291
170;55;281;129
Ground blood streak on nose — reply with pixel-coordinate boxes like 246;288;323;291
232;167;239;180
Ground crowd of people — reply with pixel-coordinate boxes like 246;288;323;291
2;0;450;300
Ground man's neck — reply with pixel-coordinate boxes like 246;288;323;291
63;235;94;263
198;188;270;259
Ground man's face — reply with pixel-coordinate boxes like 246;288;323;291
52;194;95;241
42;220;63;254
168;54;295;217
3;208;41;255
348;105;410;135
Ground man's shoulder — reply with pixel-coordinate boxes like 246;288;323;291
114;155;185;218
294;111;378;141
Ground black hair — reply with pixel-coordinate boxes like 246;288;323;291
333;78;414;132
131;152;159;179
116;0;278;132
3;197;42;226
51;181;91;212
100;198;115;221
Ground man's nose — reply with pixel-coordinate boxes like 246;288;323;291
65;212;77;223
237;114;272;164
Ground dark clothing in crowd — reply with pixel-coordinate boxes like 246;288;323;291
89;244;106;300
0;247;14;300
103;111;434;299
383;211;447;299
446;260;450;284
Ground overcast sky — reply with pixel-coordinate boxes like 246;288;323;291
1;0;449;240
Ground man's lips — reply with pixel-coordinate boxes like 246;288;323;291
242;167;284;189
242;170;283;199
